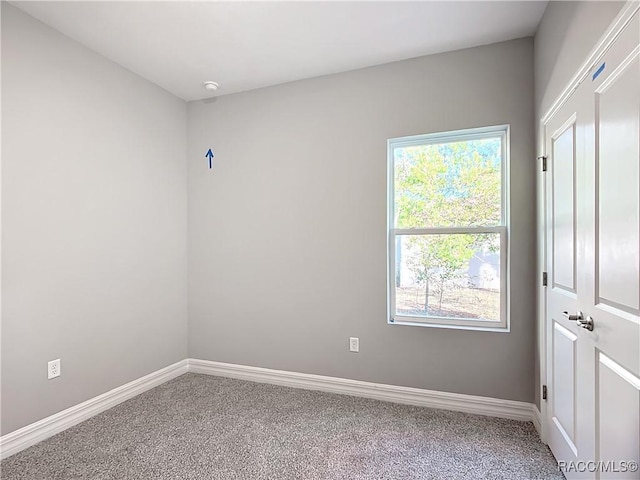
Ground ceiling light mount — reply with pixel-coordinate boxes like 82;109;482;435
203;81;219;92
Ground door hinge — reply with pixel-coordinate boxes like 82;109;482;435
542;272;548;287
542;385;548;401
538;156;548;172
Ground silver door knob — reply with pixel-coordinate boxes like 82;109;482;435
576;316;594;331
562;311;583;321
562;311;594;331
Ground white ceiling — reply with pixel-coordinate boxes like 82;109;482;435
12;1;547;101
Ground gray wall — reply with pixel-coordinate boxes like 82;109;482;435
1;4;188;434
533;0;625;409
188;38;536;403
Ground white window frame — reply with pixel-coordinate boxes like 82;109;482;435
387;125;510;332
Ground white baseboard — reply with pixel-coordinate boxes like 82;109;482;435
532;404;542;437
1;358;538;460
0;359;188;460
188;359;535;423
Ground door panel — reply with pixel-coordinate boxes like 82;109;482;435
595;49;640;313
596;352;640;480
589;15;640;477
552;120;577;293
552;321;578;453
546;90;585;470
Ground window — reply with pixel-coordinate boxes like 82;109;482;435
387;125;509;331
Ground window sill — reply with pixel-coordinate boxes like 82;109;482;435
388;318;510;333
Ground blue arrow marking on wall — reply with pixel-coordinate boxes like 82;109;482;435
205;149;214;169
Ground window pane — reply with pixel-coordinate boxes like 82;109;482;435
394;233;501;322
394;137;502;228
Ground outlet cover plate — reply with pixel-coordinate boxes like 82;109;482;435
349;337;359;353
48;359;61;379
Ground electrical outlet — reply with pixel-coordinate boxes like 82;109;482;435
48;359;61;379
349;337;359;353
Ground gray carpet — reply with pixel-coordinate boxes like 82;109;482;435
1;373;563;479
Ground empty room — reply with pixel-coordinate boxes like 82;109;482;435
1;1;638;479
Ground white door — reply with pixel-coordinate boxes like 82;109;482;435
545;10;640;479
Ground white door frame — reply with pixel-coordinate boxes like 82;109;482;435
536;0;640;444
